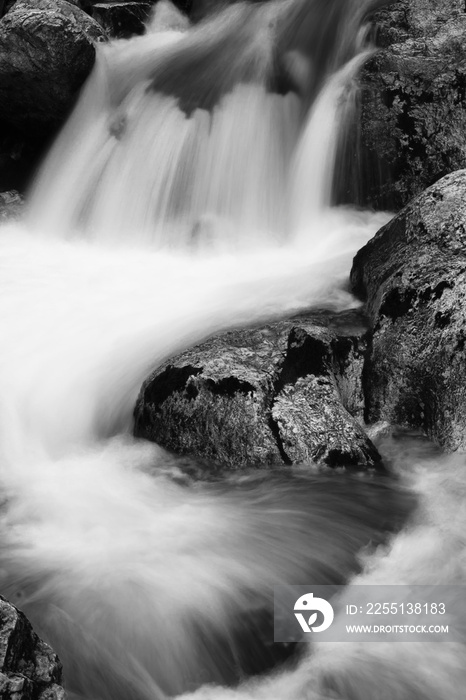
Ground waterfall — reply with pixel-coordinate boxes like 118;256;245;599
2;1;465;699
28;0;372;248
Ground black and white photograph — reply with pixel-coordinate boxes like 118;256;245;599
0;0;465;698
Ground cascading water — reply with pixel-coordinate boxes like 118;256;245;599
1;1;466;699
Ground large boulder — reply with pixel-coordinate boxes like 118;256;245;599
351;169;466;450
134;312;381;470
358;0;466;209
0;0;106;137
0;595;65;700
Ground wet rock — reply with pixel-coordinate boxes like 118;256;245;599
0;190;24;221
358;0;466;209
134;312;380;470
0;595;65;700
351;169;466;450
91;2;154;38
0;0;107;137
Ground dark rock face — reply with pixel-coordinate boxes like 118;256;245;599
0;0;107;189
0;0;106;137
351;169;466;450
0;190;24;221
0;596;65;700
359;0;466;209
91;2;154;38
134;313;381;470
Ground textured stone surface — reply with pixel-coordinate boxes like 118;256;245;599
0;0;106;136
134;312;380;470
351;169;466;450
0;596;65;700
359;0;466;209
0;190;24;221
91;2;153;38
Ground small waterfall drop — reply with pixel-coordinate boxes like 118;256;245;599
28;0;373;249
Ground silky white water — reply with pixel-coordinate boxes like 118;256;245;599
1;1;466;699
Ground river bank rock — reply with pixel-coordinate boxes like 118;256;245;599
358;0;466;210
134;312;381;470
0;596;65;700
351;169;466;450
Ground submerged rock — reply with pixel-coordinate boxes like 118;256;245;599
0;190;24;221
134;312;381;470
358;0;466;209
351;169;466;450
0;596;65;700
0;0;106;136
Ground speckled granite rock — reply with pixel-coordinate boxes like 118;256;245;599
359;0;466;209
134;312;381;470
351;169;466;450
0;595;65;700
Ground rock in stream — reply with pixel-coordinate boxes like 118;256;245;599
134;312;381;470
351;169;466;450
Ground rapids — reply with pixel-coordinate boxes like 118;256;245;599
1;1;465;699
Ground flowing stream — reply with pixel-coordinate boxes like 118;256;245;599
1;1;466;699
